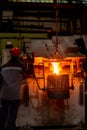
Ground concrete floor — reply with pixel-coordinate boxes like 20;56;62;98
17;125;87;130
5;125;87;130
18;128;87;130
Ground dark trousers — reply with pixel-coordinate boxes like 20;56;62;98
0;99;20;130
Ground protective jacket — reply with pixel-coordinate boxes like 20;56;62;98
0;57;26;100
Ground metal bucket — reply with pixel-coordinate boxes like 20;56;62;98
47;74;70;99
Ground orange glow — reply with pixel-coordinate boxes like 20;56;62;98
22;56;27;60
52;62;61;75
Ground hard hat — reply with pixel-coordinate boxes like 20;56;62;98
10;47;20;57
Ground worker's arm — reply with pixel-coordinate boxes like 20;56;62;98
17;58;32;78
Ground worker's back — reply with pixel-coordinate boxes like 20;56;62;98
0;58;24;100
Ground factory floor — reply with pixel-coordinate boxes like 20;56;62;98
12;125;87;130
17;127;87;130
4;124;87;130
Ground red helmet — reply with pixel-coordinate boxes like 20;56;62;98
10;47;20;57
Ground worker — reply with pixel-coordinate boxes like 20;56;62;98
0;47;28;130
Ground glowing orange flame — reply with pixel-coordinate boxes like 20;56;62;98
52;62;61;75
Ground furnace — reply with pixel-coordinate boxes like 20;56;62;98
47;74;69;99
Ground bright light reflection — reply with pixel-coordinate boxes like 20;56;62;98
52;62;61;75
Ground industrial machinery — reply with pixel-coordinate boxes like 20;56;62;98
1;33;86;129
0;1;87;129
